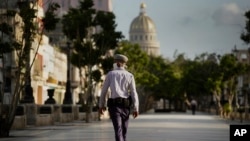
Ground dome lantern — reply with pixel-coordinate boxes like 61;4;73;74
140;3;146;15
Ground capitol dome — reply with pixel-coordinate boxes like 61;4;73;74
129;3;157;33
129;3;160;56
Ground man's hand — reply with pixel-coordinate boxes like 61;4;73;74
133;111;139;119
99;107;105;115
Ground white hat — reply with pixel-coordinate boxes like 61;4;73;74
114;54;128;63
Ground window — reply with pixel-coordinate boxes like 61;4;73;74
135;35;137;41
34;54;43;76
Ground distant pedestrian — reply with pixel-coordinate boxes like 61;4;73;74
191;98;197;115
99;54;139;141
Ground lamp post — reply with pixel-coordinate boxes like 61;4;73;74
63;42;73;104
18;0;34;103
19;45;34;103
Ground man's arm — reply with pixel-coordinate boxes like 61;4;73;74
130;75;139;118
99;73;111;114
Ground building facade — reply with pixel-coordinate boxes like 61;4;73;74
232;48;250;108
1;0;113;105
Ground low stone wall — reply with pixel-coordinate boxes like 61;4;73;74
92;112;100;120
73;106;79;120
11;104;103;129
36;114;54;126
36;105;54;126
11;105;26;130
60;105;74;123
53;105;61;122
78;112;86;121
60;113;74;123
25;104;37;125
11;116;26;130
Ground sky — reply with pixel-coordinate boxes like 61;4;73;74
112;0;250;60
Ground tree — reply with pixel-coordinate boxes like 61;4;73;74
147;56;170;100
181;53;223;113
61;0;123;122
240;9;250;121
115;41;159;112
0;0;59;137
219;54;246;118
241;10;250;45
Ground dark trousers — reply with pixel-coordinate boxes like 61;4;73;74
191;105;196;115
108;106;130;141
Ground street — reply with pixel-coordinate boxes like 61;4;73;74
1;110;248;141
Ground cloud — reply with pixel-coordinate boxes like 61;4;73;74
180;16;193;26
212;3;244;26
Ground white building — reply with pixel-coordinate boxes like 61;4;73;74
31;35;67;104
42;0;113;104
129;3;160;56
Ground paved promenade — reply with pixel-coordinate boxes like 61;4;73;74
1;110;249;141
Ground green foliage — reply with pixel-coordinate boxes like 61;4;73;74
115;42;157;87
93;12;123;54
18;1;37;39
0;22;12;35
241;10;250;44
0;22;15;53
148;57;174;99
181;54;222;98
179;52;247;115
42;2;60;32
101;56;114;74
92;69;102;82
0;42;12;54
220;54;238;80
62;0;123;68
0;11;21;54
223;103;232;113
62;0;95;40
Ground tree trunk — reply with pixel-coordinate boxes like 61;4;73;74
0;105;12;137
214;91;222;116
0;118;10;137
85;86;93;123
86;66;93;123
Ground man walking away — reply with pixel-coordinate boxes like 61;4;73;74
191;98;197;115
99;54;139;141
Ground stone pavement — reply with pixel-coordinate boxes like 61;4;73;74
1;110;249;141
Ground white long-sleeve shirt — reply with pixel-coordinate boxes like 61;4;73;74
99;67;139;112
